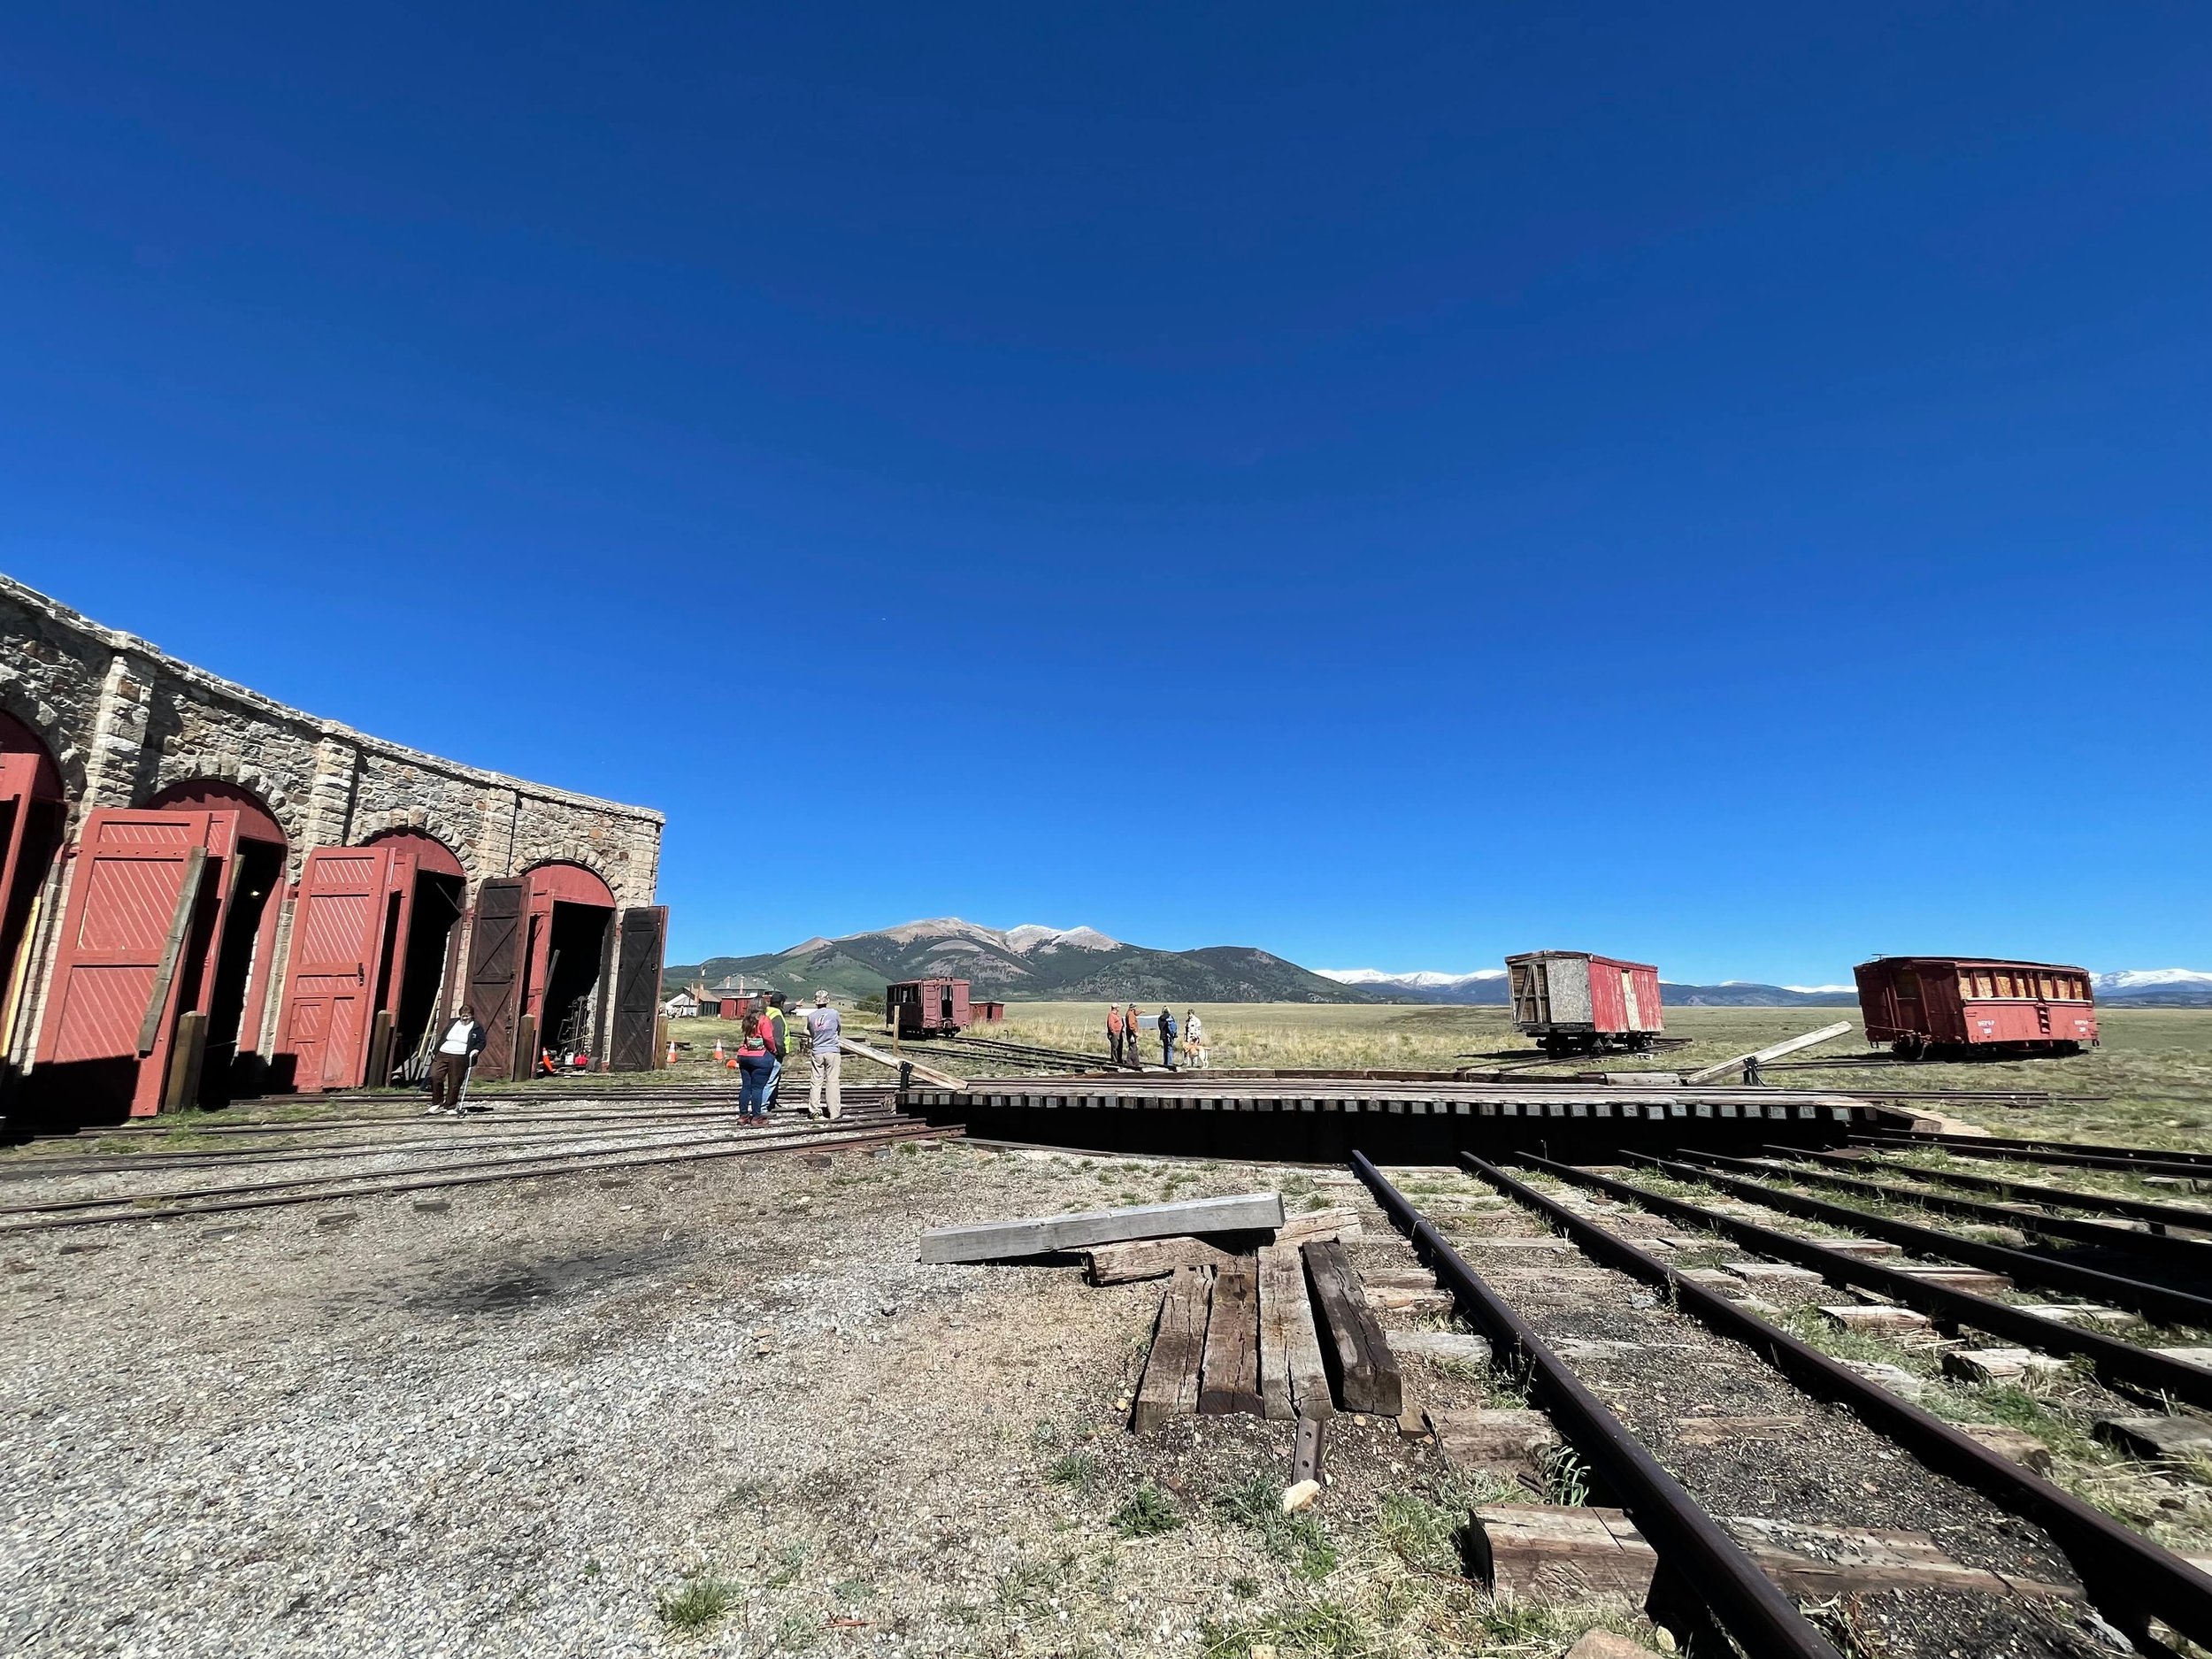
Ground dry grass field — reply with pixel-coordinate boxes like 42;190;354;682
637;1002;2212;1149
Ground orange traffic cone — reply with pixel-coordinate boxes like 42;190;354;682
713;1038;725;1062
726;1056;739;1071
665;1038;678;1064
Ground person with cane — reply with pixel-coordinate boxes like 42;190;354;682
425;1004;487;1116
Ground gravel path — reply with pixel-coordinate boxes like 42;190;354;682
1;1139;1456;1658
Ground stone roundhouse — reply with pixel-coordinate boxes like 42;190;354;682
0;573;666;1120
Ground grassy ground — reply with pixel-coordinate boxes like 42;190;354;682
981;1002;2212;1146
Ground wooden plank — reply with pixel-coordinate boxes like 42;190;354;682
1724;1517;2073;1600
1132;1264;1214;1433
1271;1205;1363;1247
1256;1244;1303;1421
1302;1240;1403;1417
1467;1504;1657;1608
841;1037;961;1089
919;1191;1286;1264
1086;1235;1234;1286
1199;1257;1263;1416
1682;1021;1855;1084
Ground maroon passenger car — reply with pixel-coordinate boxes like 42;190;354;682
1855;956;2098;1057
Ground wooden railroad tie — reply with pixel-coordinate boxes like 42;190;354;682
1199;1257;1263;1416
1132;1263;1214;1433
1302;1240;1403;1417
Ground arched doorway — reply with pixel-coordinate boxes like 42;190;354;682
269;827;470;1094
465;860;617;1080
35;775;288;1118
144;780;289;1103
360;828;467;1085
0;712;67;1092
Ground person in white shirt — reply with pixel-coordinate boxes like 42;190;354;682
804;991;843;1120
426;1006;486;1115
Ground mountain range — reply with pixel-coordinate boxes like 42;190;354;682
666;920;1371;1004
665;921;2212;1008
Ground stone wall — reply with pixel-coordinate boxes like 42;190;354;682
0;572;663;1073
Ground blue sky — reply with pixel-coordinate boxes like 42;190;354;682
3;4;2208;981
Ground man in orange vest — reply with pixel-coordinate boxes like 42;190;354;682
1107;1002;1125;1065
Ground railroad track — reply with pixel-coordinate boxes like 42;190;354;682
1354;1152;2212;1655
0;1113;950;1233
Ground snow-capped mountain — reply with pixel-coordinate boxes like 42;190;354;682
1004;924;1122;954
2093;969;2212;1006
1320;968;1506;990
2095;969;2212;992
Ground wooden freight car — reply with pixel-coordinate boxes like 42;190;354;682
887;978;972;1039
1855;956;2097;1057
1507;951;1664;1055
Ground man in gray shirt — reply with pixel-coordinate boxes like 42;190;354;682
804;991;843;1120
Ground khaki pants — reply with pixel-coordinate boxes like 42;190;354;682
810;1048;842;1119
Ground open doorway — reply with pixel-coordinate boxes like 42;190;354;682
144;780;291;1105
360;829;467;1085
510;862;615;1079
0;711;67;1103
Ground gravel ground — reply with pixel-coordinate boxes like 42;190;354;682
0;1139;1541;1659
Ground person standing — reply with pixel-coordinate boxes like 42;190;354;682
1107;1002;1125;1066
804;990;843;1120
1158;1006;1179;1071
762;993;790;1110
737;1014;777;1120
1184;1010;1205;1071
425;1005;486;1115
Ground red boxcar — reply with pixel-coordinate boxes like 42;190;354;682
888;978;971;1038
1855;957;2097;1057
1506;951;1664;1055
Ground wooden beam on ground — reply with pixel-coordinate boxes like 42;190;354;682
919;1191;1286;1264
1302;1240;1403;1416
1086;1204;1358;1285
841;1037;961;1089
1682;1021;1855;1085
1132;1264;1214;1433
1199;1256;1263;1416
1087;1236;1233;1286
1255;1243;1302;1420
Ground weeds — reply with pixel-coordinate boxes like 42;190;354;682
1111;1483;1182;1537
1539;1445;1592;1507
655;1572;738;1633
1049;1451;1101;1493
1213;1472;1337;1578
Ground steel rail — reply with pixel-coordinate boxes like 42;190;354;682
1894;1130;2212;1170
5;1107;906;1174
56;1093;895;1140
0;1114;908;1218
1348;1152;1843;1659
1743;1147;2212;1274
1786;1146;2212;1235
1455;1151;2212;1649
0;1112;910;1204
1653;1151;2212;1331
1520;1155;2212;1411
1860;1133;2212;1181
0;1119;954;1233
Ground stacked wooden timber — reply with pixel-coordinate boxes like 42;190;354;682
918;1189;1414;1443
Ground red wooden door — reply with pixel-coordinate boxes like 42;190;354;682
275;845;401;1092
37;809;241;1116
465;878;527;1080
